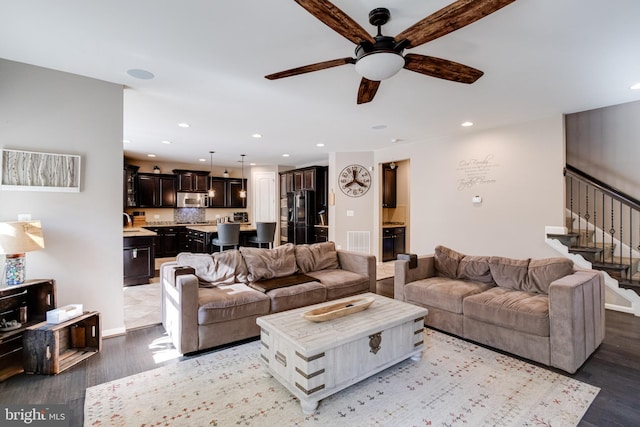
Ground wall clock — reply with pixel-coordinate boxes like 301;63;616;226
339;164;371;197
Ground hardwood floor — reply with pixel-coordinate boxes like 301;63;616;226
1;292;639;427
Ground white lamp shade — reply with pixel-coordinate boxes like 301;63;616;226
355;51;405;81
0;221;45;254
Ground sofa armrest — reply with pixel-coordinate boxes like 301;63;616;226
161;262;200;354
548;269;605;373
394;255;437;301
337;249;376;293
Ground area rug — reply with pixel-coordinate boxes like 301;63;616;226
84;329;598;426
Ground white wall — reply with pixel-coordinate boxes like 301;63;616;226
376;116;566;259
0;59;125;335
328;152;376;252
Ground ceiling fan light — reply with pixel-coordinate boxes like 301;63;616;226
355;52;404;81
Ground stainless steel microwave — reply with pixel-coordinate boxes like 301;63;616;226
177;192;207;208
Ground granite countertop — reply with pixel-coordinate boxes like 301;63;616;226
186;224;256;232
122;227;157;237
382;222;405;228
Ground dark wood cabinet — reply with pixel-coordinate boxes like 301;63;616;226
0;279;56;382
382;226;405;262
143;226;184;258
123;235;155;286
137;173;176;208
382;165;397;208
314;226;328;243
227;179;247;208
208;178;227;208
186;229;209;253
123;165;139;208
174;170;209;192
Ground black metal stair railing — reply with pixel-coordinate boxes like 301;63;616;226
562;164;640;290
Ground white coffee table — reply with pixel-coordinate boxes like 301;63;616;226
256;293;428;414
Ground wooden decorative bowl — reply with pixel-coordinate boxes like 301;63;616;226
301;297;375;322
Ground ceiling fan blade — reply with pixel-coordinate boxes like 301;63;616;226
395;0;516;49
295;0;375;45
265;57;355;80
357;78;381;104
403;53;483;84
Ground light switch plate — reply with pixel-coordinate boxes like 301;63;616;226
346;210;354;217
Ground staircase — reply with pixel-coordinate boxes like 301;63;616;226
546;165;640;315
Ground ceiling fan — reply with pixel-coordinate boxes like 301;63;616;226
266;0;517;104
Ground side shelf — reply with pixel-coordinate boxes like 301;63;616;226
0;279;56;381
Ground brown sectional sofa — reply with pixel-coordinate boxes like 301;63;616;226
394;246;605;373
161;242;375;354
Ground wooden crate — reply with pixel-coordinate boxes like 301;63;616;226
23;311;101;375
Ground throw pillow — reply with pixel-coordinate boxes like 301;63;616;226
176;250;248;287
488;256;530;291
434;245;465;279
240;243;297;282
527;258;574;294
457;255;494;283
295;241;340;273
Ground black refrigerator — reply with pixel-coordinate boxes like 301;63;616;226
287;190;315;244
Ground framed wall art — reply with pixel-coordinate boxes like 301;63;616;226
1;149;81;192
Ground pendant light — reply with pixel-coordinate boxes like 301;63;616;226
208;151;215;198
239;154;247;199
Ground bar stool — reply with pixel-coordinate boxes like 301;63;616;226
248;222;276;249
211;223;240;252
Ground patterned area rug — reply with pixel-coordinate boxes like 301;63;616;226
84;329;598;426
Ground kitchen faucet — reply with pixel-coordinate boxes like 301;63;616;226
123;212;132;227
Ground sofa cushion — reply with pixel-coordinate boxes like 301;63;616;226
434;245;464;279
306;269;369;300
240;243;297;282
463;287;550;337
404;277;494;314
489;256;530;291
526;258;574;294
266;281;327;313
248;273;317;293
197;283;270;325
457;255;493;284
295;241;340;273
176;250;248;286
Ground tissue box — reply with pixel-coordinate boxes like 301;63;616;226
46;304;83;324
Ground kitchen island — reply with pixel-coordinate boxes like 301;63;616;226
123;227;157;286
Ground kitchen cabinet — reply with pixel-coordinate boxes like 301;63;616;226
186;229;209;253
123;235;155;286
280;173;294;197
123;164;139;208
137;173;176;208
382;164;397;208
382;226;405;262
314;226;328;243
207;177;247;208
0;279;56;382
174;170;209;192
143;226;184;257
227;179;247;208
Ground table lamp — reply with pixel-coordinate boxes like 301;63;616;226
0;220;45;285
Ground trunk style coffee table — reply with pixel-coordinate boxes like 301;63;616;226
256;293;428;414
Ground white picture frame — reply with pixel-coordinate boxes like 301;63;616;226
1;149;81;192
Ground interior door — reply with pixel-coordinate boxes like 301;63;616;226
253;171;276;222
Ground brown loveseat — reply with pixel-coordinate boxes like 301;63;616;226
161;242;375;354
394;246;605;373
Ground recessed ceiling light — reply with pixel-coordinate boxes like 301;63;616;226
282;153;290;157
126;69;155;80
461;121;474;127
161;140;172;144
198;158;206;162
631;82;640;90
390;138;402;143
316;143;325;147
178;123;190;128
147;154;156;158
123;139;130;144
252;133;263;139
250;162;256;166
371;124;387;130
